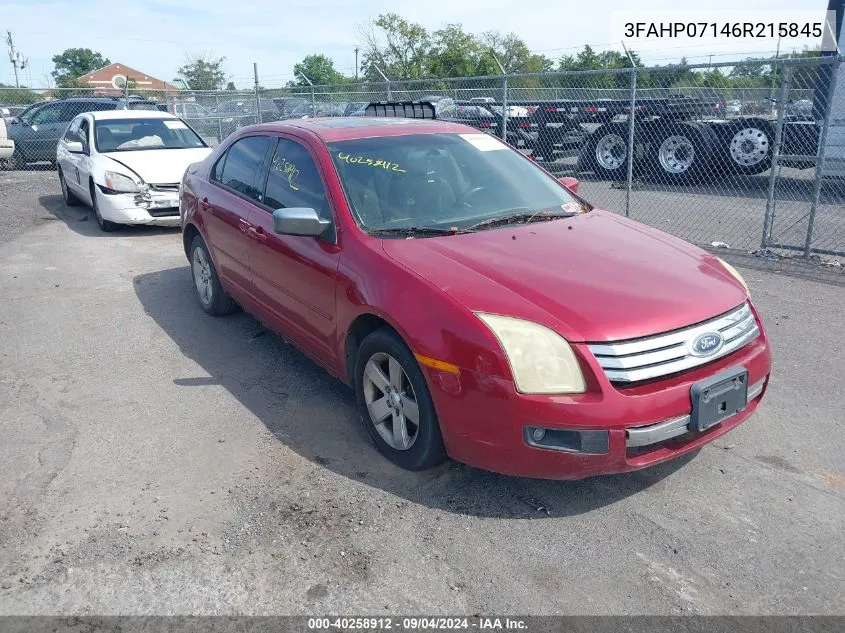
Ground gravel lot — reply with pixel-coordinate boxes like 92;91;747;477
1;171;843;615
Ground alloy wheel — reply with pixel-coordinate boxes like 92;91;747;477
362;352;420;451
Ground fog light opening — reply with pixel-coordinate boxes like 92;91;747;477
524;426;610;454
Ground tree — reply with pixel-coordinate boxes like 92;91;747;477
482;32;550;74
0;83;39;105
226;81;237;91
428;24;486;78
51;48;110;88
359;13;432;80
178;54;227;90
292;54;346;86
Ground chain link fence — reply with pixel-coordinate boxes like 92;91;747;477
1;56;842;275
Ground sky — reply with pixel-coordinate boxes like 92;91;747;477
2;0;832;89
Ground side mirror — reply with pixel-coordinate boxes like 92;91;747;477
559;176;580;193
272;207;329;237
65;140;85;154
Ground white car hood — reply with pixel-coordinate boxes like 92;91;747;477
102;148;211;185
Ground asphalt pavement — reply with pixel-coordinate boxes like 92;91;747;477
0;171;843;614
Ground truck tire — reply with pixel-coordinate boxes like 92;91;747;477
646;121;714;185
725;118;773;175
578;123;633;181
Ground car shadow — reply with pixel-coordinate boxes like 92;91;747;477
134;266;698;519
38;194;180;239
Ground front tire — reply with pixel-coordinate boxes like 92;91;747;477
90;182;118;232
189;234;237;316
354;328;446;471
58;167;81;206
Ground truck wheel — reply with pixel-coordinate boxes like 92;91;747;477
647;121;714;185
726;119;773;175
578;123;632;181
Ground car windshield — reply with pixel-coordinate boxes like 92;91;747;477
94;118;207;152
328;133;588;235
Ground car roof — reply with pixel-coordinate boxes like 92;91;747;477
244;117;476;142
88;110;179;121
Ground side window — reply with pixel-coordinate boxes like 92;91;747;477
263;139;330;220
79;119;91;149
215;136;272;202
63;118;82;142
30;103;63;125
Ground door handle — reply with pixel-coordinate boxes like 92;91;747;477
250;226;267;243
200;197;211;211
238;217;251;233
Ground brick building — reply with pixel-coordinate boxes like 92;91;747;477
76;63;179;95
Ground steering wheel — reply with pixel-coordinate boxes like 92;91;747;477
459;186;490;207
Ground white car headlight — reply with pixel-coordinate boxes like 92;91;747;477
717;258;749;292
476;313;586;394
104;170;140;193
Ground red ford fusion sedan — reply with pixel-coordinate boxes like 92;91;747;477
178;113;771;479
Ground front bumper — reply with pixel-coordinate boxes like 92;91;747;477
97;188;181;227
425;323;772;480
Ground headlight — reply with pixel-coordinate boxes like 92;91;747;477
103;171;140;193
476;313;586;394
717;258;748;292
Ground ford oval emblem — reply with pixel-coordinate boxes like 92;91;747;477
690;332;724;357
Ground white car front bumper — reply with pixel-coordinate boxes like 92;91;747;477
97;188;181;227
0;139;13;161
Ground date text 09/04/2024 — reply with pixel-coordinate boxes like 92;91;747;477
624;22;822;38
307;617;528;630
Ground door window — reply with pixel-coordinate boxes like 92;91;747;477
212;135;273;203
63;117;82;142
263;139;330;219
30;103;63;125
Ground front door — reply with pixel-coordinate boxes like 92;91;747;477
203;134;274;302
247;136;342;367
21;102;65;161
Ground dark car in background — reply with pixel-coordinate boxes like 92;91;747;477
273;97;309;117
4;96;161;168
210;98;281;139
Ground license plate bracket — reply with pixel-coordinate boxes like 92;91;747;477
690;367;748;432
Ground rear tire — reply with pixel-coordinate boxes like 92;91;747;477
646;121;714;185
189;234;237;316
90;182;118;232
578;123;632;181
354;328;446;471
58;167;81;206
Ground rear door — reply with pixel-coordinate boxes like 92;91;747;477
246;135;342;366
202;134;274;302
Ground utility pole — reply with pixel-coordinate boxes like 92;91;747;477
5;31;28;89
354;47;359;81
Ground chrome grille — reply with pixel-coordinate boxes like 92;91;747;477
587;303;759;383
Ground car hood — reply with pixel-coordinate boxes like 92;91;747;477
380;210;747;342
102;148;212;184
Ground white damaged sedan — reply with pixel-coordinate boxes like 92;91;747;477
56;110;212;231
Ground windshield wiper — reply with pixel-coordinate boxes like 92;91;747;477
368;226;469;237
468;208;574;231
